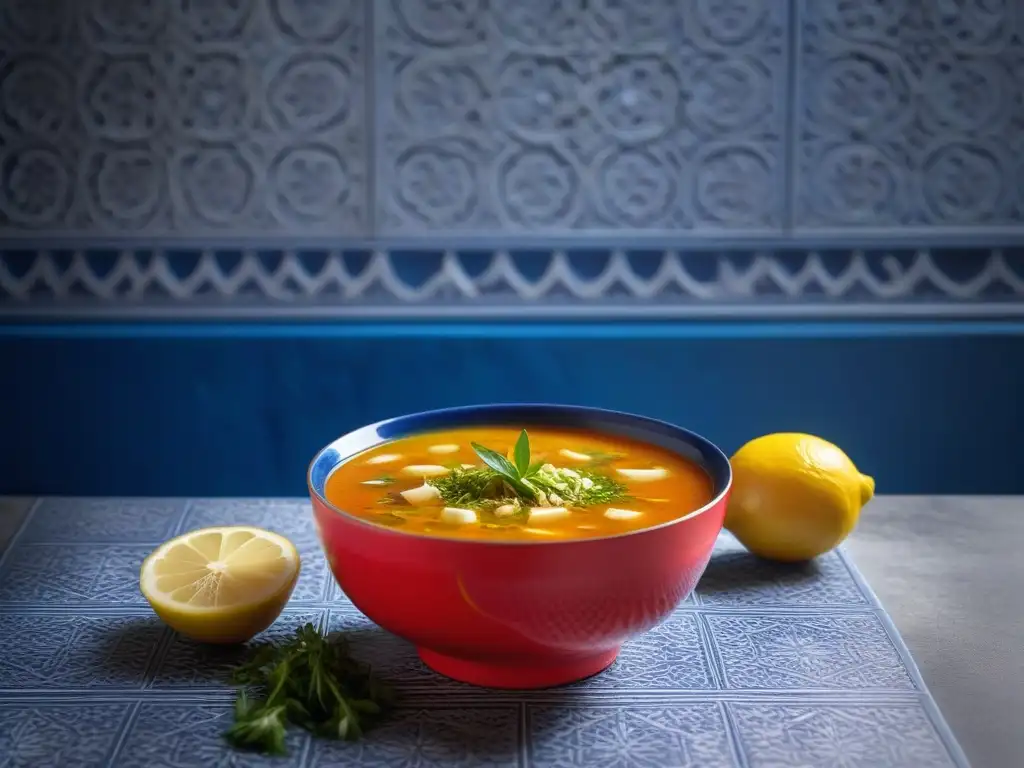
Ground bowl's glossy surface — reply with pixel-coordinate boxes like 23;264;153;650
308;404;732;689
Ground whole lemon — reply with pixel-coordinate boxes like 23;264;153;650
725;433;875;562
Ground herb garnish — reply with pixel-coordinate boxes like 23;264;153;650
225;623;393;756
421;430;628;512
471;429;545;501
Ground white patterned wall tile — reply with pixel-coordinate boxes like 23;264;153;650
795;0;1024;231
375;0;787;236
0;1;369;237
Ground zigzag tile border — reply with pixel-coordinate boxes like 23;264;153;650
2;247;1024;319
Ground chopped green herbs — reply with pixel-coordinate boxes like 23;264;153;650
225;623;393;756
416;430;628;511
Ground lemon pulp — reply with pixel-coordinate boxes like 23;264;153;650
139;526;300;644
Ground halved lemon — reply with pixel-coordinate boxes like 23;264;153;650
139;526;300;644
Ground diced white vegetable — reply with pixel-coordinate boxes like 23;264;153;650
494;504;517;518
402;464;450;478
400;484;443;506
428;444;460;455
528;506;569;523
461;464;476;469
522;527;558;536
366;453;401;465
440;507;478;525
615;467;669;483
581;477;594;489
561;468;579;479
604;507;643;521
361;479;390;486
559;449;591;462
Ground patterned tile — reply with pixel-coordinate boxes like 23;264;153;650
0;1;369;237
308;707;520;768
695;536;867;607
795;0;1024;230
326;602;716;693
706;612;915;691
526;703;735;768
575;613;716;691
179;499;331;602
20;498;185;544
150;609;325;689
0;544;150;606
730;702;959;768
375;0;787;235
0;701;132;768
114;701;308;767
325;608;460;693
0;498;969;767
0;613;165;690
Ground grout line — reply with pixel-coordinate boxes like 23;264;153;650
783;0;801;233
105;700;142;766
720;700;752;768
365;0;378;239
517;702;529;768
694;611;726;689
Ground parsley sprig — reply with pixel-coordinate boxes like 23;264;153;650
225;623;393;756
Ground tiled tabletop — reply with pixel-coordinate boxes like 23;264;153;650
0;498;970;767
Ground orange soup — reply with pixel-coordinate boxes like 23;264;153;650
324;426;714;541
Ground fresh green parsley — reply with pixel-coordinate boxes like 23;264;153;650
225;623;393;756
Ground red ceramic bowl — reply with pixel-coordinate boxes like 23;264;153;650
308;404;731;689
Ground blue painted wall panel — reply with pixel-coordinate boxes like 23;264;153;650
2;323;1022;496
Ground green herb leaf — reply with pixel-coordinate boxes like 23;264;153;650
471;441;520;479
224;622;393;756
524;460;544;478
513;429;531;476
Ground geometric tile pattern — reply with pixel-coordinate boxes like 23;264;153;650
1;0;1020;244
0;498;970;766
2;248;1024;319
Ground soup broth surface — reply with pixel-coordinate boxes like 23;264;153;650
324;426;714;541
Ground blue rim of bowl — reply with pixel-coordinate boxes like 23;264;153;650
307;403;733;546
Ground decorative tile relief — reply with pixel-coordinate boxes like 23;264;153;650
20;497;186;544
796;0;1024;231
706;613;916;691
3;248;1024;317
0;613;165;690
525;703;734;768
150;610;325;689
0;543;152;606
115;701;309;767
307;707;521;768
696;532;868;607
0;498;970;766
0;1;368;237
729;702;960;768
375;0;787;235
0;701;132;768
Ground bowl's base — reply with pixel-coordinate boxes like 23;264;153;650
417;647;620;689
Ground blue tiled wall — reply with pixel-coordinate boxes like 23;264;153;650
2;2;1023;497
1;0;1022;242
